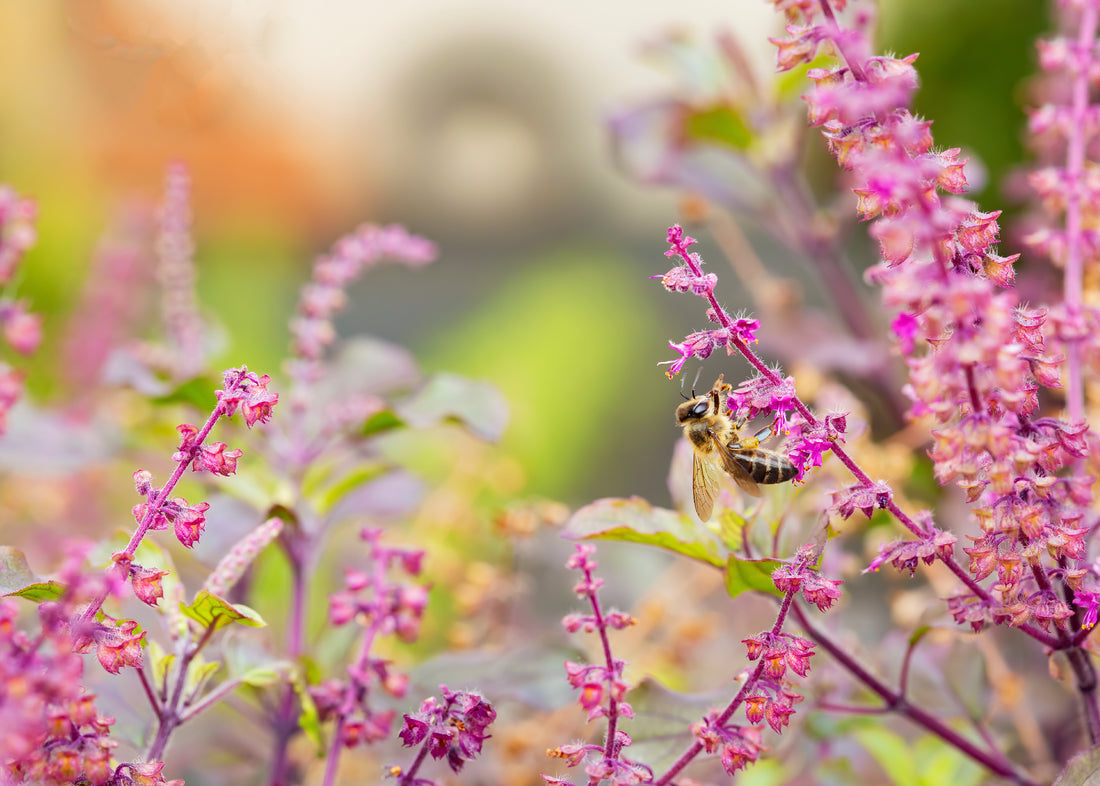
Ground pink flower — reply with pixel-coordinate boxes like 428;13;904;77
130;565;169;606
94;618;145;674
2;303;41;355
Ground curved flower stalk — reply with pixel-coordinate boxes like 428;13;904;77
126;163;211;383
285;223;436;392
610;33;913;425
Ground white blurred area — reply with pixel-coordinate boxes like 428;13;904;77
54;0;779;242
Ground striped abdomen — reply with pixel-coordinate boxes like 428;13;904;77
731;449;796;484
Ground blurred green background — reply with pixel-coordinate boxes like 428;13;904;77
0;0;1051;509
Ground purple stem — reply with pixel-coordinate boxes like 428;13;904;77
268;541;308;786
654;587;798;785
586;568;623;783
137;664;161;712
146;623;217;761
321;615;384;786
791;601;1039;786
75;402;225;635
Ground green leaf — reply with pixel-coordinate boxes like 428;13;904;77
854;726;917;786
239;661;292;688
311;462;392;516
0;548;65;601
293;670;325;755
180;589;266;632
8;581;65;602
151;376;218;409
0;547;35;591
147;640;175;694
362;409;406;437
908;625;932;648
564;497;726;567
683;103;753;149
725;555;783;599
1055;746;1100;786
712;507;748;552
914;735;983;786
185;658;221;698
396;373;509;443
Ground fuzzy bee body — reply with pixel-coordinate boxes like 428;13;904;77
675;374;796;521
729;447;798;486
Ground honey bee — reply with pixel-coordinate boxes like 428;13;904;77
675;375;796;521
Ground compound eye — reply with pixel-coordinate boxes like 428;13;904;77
690;400;709;418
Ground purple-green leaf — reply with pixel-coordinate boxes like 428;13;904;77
564;496;726;567
0;547;65;601
180;589;265;632
725;555;783;599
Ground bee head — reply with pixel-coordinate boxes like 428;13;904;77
675;395;712;424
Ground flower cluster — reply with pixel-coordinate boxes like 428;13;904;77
1;546;179;785
0;185;41;433
657;227;762;379
321;528;428;755
0;597;112;783
769;0;1095;635
395;686;496;782
545;544;647;786
659;549;834;780
690;711;767;775
657;226;848;488
215;367;279;429
866;523;958;577
771;559;844;613
129;367;274;555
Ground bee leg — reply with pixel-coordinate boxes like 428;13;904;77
736;424;776;450
751;424;775;443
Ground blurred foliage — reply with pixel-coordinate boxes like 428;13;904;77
420;250;668;504
879;0;1047;206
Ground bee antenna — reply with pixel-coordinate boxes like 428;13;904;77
679;375;690;401
691;366;703;397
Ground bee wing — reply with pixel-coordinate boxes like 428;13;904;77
692;451;720;522
711;434;762;497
